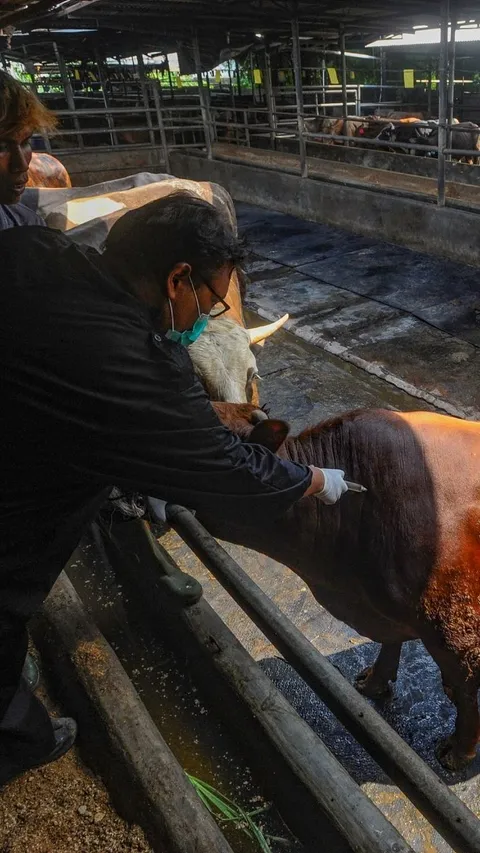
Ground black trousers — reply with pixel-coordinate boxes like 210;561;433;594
0;490;112;781
0;600;56;784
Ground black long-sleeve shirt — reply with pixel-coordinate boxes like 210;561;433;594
0;226;311;578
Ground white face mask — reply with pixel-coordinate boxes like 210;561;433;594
165;276;210;347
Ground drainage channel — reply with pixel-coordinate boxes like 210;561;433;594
166;504;480;853
66;527;302;853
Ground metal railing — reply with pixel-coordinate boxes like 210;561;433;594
36;79;480;210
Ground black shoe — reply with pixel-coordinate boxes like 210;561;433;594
22;653;40;691
0;717;77;788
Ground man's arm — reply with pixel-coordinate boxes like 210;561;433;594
65;330;312;524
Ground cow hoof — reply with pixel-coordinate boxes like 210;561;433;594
435;737;475;772
355;665;392;698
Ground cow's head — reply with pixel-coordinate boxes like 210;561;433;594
212;401;290;452
189;313;289;404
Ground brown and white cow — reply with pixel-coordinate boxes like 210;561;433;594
208;403;480;772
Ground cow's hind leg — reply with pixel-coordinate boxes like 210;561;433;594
435;685;480;772
424;640;480;771
355;642;402;698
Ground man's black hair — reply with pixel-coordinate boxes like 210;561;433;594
104;190;245;291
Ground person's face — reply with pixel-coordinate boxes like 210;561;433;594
165;262;232;331
0;127;33;204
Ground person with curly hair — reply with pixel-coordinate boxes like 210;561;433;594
0;70;57;229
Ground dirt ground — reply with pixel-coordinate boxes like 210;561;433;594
0;664;154;853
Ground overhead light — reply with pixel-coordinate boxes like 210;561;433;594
459;23;478;28
367;25;480;46
329;49;377;60
299;36;314;40
255;33;263;39
457;20;466;24
413;24;428;29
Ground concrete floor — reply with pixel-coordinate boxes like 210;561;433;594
237;201;480;419
161;208;480;851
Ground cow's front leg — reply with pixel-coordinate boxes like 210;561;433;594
436;685;480;772
355;642;402;698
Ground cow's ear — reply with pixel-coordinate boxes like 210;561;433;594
248;419;289;453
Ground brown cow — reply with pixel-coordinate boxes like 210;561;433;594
27;152;71;189
208;403;480;771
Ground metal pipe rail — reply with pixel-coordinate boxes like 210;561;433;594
166;504;480;853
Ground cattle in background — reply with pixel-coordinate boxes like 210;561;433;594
27;152;71;189
377;119;480;163
304;116;370;143
375;120;434;155
208;403;480;772
22;173;288;404
429;121;480;164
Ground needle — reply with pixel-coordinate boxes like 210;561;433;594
345;480;367;493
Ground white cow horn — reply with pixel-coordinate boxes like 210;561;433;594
247;314;289;346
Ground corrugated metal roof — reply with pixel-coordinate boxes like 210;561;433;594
1;0;479;63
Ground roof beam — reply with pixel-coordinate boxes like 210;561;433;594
58;1;103;14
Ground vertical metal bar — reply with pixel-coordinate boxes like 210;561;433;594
291;12;307;177
437;0;449;207
379;47;386;109
243;109;250;147
137;53;155;147
447;12;456;161
235;59;242;98
53;41;83;149
340;24;348;122
321;56;326;114
165;53;175;103
227;60;239;145
95;49;118;147
152;81;170;173
192;29;213;159
264;47;276;148
427;64;433;118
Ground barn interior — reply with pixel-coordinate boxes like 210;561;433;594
2;3;480;853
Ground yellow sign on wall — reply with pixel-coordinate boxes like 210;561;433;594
253;68;263;85
403;69;415;89
176;74;183;88
327;67;339;85
215;69;221;83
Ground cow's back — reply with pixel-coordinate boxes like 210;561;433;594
208;408;480;643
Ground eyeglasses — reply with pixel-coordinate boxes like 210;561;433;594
205;281;230;318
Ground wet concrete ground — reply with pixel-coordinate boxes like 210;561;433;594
236;201;480;419
160;323;480;853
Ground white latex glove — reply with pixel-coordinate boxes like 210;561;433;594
315;468;348;505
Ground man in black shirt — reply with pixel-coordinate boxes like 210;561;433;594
0;191;348;785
